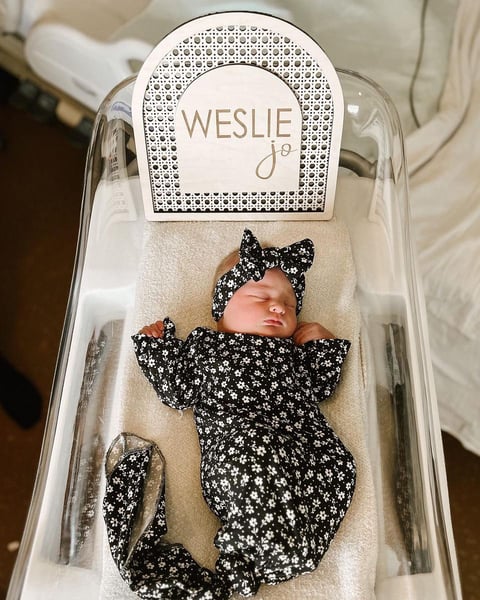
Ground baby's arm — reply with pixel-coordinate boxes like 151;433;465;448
293;321;335;345
133;317;201;410
138;320;165;338
295;323;351;400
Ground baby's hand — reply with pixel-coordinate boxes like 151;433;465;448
293;321;334;345
138;320;165;338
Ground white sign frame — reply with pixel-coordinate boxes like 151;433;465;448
132;12;344;221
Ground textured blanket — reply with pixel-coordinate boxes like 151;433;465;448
100;219;377;599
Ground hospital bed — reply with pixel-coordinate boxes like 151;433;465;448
6;10;462;600
1;0;477;457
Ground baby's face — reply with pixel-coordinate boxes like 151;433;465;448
217;268;297;338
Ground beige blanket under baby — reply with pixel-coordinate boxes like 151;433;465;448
101;219;377;600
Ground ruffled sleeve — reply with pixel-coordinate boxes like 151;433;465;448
300;338;351;402
131;317;203;410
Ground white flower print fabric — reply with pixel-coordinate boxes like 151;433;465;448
103;318;356;599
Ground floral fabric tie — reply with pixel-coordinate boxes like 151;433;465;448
212;228;315;321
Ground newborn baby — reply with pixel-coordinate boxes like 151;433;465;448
103;228;356;599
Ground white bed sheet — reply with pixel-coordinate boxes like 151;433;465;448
406;0;480;454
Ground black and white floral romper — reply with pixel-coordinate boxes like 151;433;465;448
104;318;356;599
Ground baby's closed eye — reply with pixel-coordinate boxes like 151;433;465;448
250;294;268;300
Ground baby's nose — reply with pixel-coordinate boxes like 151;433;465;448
270;302;285;315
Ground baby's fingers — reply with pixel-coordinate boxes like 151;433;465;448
293;321;334;345
139;320;165;337
293;323;310;345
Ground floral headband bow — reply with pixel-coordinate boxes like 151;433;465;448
212;228;315;321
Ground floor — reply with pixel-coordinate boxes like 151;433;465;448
0;86;479;600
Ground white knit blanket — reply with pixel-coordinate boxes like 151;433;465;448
100;219;377;600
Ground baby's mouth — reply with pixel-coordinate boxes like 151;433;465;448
263;318;283;327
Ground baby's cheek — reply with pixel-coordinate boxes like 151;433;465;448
286;318;298;337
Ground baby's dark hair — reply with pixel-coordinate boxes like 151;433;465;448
212;248;239;298
214;248;239;283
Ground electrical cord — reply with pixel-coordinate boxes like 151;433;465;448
409;0;429;128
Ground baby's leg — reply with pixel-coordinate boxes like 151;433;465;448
309;416;357;542
202;425;318;595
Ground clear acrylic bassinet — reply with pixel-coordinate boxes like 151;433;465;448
8;13;462;600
